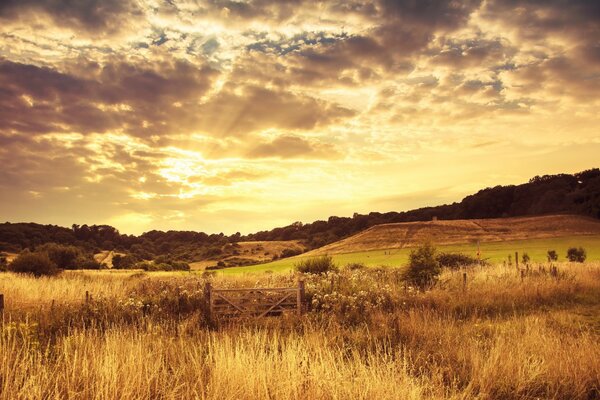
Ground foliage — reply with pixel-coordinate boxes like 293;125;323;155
404;243;441;289
344;262;366;271
522;252;531;265
8;250;60;277
112;254;137;270
436;252;479;269
547;250;558;262
139;259;191;272
279;248;303;259
295;255;338;274
0;254;7;272
566;247;587;262
37;243;82;270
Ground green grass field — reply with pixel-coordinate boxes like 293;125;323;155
217;235;600;275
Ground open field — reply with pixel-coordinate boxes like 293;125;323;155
1;263;599;399
219;235;600;275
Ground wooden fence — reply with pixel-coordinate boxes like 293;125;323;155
205;280;305;318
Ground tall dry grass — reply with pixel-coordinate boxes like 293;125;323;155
1;263;599;399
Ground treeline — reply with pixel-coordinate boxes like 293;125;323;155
1;169;599;262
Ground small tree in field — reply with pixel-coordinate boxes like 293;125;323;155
8;251;60;277
404;242;441;290
522;253;531;265
566;247;586;263
295;255;337;274
547;250;558;262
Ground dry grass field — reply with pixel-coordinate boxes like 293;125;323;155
311;215;600;255
1;261;599;399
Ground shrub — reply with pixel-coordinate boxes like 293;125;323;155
280;248;303;259
436;252;479;269
404;242;441;290
8;251;60;277
566;247;586;262
345;262;366;271
522;253;531;265
139;260;190;271
77;257;102;270
112;254;137;269
295;255;337;274
0;255;7;272
547;250;558;262
37;243;80;269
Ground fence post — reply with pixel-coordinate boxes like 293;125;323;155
85;291;89;304
0;294;4;315
520;269;525;282
204;282;212;318
297;280;305;315
515;252;519;269
462;272;467;291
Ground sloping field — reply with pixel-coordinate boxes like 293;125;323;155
93;250;126;268
191;240;306;270
219;235;600;275
310;214;600;255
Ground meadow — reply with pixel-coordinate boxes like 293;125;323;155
1;261;599;399
220;235;600;274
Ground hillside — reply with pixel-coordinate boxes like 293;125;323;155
1;169;598;262
194;240;306;269
309;215;600;255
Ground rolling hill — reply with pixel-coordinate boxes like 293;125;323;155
308;214;600;255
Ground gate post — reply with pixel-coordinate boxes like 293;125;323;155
297;280;305;315
204;282;212;318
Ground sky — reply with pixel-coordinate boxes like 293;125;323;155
0;0;599;235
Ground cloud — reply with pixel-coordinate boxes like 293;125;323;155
0;0;142;36
246;135;342;159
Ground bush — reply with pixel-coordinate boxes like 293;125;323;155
280;248;303;259
436;252;479;269
345;262;366;271
8;251;60;277
547;250;558;262
522;253;531;265
566;247;586;263
404;243;441;290
139;260;191;271
295;255;337;274
112;254;137;269
77;257;102;270
0;255;7;272
37;243;80;269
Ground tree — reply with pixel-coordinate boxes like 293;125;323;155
404;242;441;289
547;250;558;262
566;247;586;263
295;255;337;274
37;243;80;269
522;253;531;265
9;251;60;277
112;254;136;269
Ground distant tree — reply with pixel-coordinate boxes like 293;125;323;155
37;243;80;270
112;254;136;269
522;253;531;265
404;243;441;289
566;247;586;263
9;251;60;277
547;250;558;262
436;252;480;269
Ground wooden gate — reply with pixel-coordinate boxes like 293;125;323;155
205;281;305;318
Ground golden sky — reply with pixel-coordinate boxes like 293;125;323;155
1;0;599;234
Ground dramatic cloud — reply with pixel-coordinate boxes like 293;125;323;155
0;0;598;233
